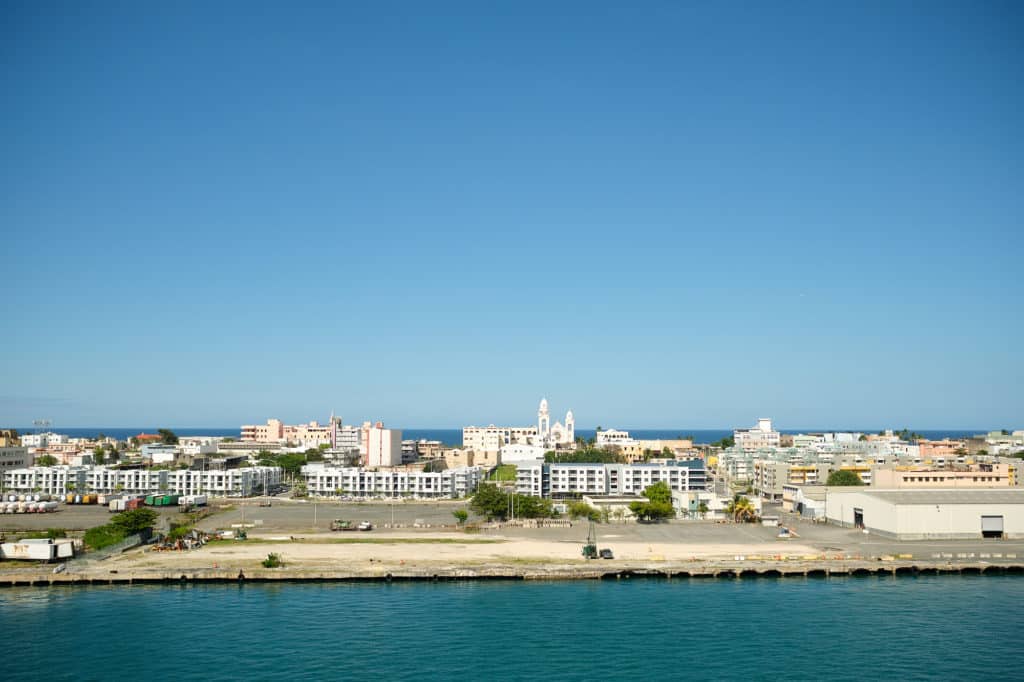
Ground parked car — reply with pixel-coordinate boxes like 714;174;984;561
599;549;614;560
357;521;373;531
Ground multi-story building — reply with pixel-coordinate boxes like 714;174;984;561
241;418;332;447
363;422;402;467
3;466;282;497
402;439;444;463
734;418;781;452
0;445;30;474
463;398;576;453
300;463;483;499
918;439;968;459
20;432;70;449
331;422;362;451
515;460;709;499
873;464;1012;489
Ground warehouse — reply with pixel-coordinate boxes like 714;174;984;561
825;489;1024;540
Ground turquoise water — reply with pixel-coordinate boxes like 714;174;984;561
1;577;1022;680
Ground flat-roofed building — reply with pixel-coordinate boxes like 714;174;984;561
825;488;1024;539
300;464;483;499
735;418;781;452
873;463;1012;489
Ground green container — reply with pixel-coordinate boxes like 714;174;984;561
144;495;155;506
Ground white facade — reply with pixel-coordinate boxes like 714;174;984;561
596;429;637;447
538;398;574;449
499;443;548;465
301;464;483;499
364;425;402;467
516;461;709;498
462;426;507;453
2;466;282;497
734;418;781;452
20;433;69;449
142;444;179;464
825;489;1024;539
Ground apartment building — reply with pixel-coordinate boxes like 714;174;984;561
734;418;781;452
515;460;709;499
300;463;483;499
3;466;282;497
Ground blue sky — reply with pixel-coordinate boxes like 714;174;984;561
3;2;1021;429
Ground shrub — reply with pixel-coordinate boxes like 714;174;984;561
262;553;284;568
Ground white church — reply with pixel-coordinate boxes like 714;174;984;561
537;398;575;449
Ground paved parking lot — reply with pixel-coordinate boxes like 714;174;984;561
3;499;1022;562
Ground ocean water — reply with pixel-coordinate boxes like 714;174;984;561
16;427;985;447
1;577;1021;680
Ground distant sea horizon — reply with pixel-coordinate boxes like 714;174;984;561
12;426;991;447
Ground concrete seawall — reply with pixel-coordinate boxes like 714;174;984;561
2;560;1022;586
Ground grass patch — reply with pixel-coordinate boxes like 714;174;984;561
489;464;517;482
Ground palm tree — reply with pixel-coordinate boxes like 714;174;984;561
697;502;709;520
725;494;757;523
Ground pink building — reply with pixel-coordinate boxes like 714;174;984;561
240;419;331;447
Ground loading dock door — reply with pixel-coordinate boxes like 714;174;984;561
981;516;1004;539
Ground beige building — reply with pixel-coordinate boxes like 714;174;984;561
442;448;500;470
462;426;538;454
873;463;1012;489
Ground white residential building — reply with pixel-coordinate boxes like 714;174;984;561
141;444;179;464
301;463;483;499
2;466;282;497
734;418;781;452
516;460;709;499
596;429;637;448
363;422;402;467
20;433;69;450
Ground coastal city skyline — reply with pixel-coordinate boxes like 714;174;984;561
4;3;1021;429
3;3;1022;680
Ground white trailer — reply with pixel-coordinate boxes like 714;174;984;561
0;539;75;561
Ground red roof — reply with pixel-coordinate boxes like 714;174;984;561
136;433;162;441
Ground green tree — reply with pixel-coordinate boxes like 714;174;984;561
110;508;159;535
158;428;179;445
629;481;675;522
697;502;709;519
643;481;672;504
713;436;735;449
93;446;105;465
469;484;509;520
826;470;864;486
568;501;600;522
452;509;468;525
858;434;868;442
36;454;58;466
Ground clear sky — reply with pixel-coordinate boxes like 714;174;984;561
3;2;1021;430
